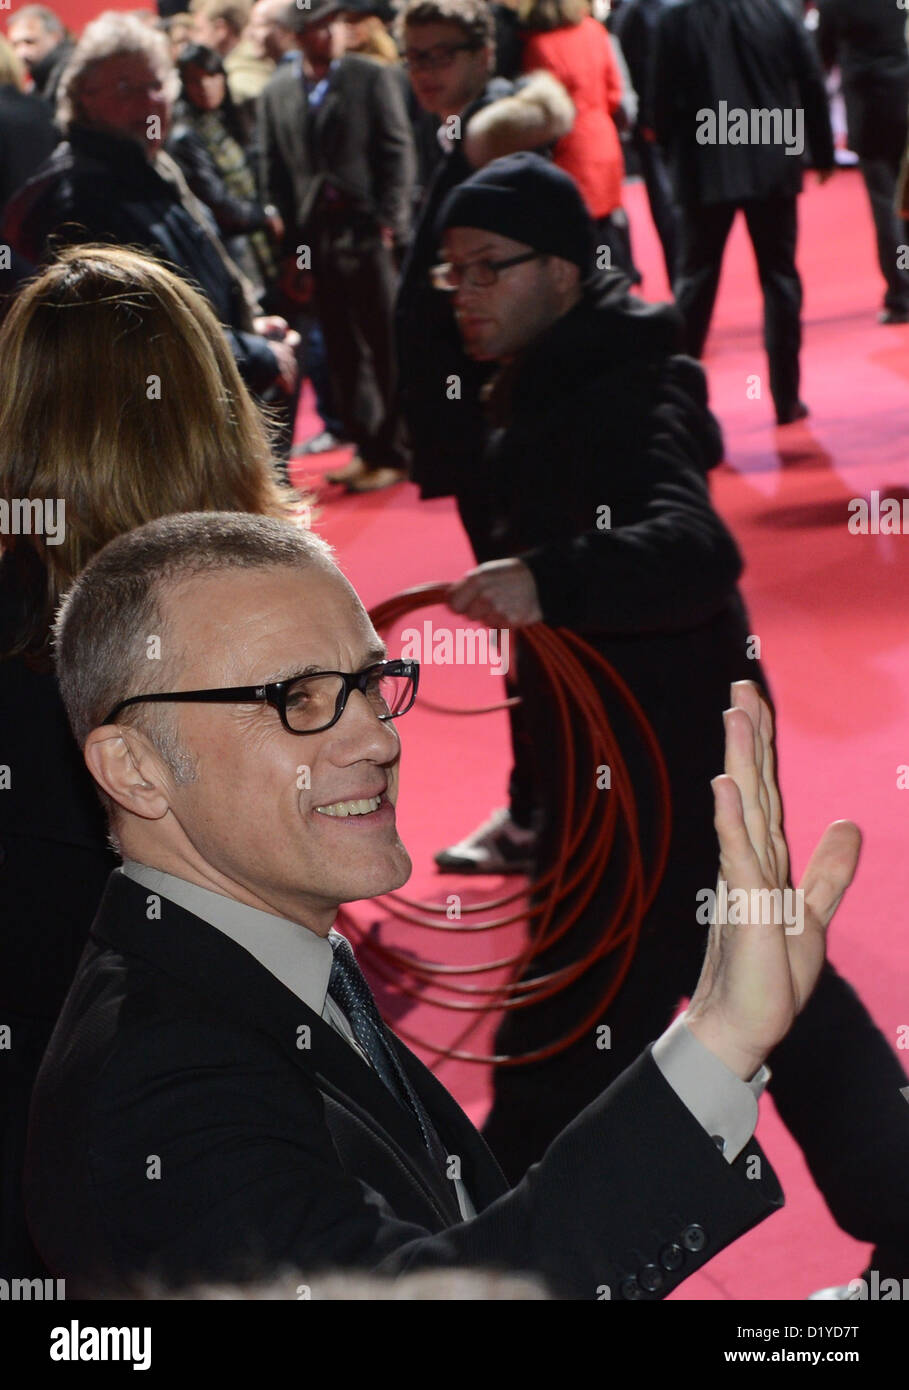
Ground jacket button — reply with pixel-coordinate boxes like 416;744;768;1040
681;1223;707;1252
659;1242;685;1272
620;1276;644;1300
639;1263;664;1293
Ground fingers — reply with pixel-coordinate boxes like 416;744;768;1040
756;693;789;887
797;819;862;935
711;771;765;889
723;704;773;879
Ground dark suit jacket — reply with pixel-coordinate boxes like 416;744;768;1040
651;0;835;205
257;54;415;246
816;0;909;161
25;871;783;1298
394;80;513;500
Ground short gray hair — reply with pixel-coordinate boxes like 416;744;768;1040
56;10;180;131
9;5;65;38
54;511;336;783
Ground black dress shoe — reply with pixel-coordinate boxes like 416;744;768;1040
775;401;810;426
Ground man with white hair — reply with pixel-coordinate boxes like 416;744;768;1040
2;11;297;400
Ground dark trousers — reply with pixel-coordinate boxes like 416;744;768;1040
674;195;802;417
633;132;681;284
312;220;407;471
858;155;909;313
306;321;345;439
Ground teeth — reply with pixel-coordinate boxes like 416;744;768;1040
315;796;382;818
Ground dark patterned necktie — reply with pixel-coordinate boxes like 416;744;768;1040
328;934;447;1166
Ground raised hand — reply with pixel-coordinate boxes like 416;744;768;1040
685;681;861;1080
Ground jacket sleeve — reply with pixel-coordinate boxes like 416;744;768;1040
604;29;624;117
649;5;684;143
224;326;279;393
257;88;297;242
789;11;836;169
368;63;416;242
85;1020;781;1300
168;127;269;237
813;1;839;74
518;356;743;635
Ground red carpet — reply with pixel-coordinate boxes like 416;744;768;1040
289;169;909;1300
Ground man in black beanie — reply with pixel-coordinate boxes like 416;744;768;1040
433;151;909;1292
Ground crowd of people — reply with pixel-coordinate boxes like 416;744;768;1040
0;0;908;1303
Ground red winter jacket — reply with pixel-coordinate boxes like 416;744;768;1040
522;16;626;217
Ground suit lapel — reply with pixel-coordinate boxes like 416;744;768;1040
92;874;466;1224
389;1037;510;1209
308;70;343;170
279;73;309;179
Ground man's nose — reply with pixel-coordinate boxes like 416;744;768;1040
333;690;401;760
454;278;482;309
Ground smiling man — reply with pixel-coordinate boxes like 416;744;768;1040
24;510;863;1298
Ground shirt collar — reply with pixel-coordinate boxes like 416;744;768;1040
119;860;338;1016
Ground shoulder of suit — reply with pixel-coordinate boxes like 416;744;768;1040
263;62;303;100
339;52;396;84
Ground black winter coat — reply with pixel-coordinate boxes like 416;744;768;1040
0;86;58;215
460;274;763;954
651;0;835;205
0;125;279;394
395;80;514;499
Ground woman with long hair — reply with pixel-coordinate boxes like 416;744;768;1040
0;243;310;1274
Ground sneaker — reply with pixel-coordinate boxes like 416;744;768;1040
325;454;369;484
291;430;349;458
434;807;539;875
345;466;408;493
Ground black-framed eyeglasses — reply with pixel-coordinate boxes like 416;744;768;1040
102;659;420;735
430;251;544;292
401;41;479;71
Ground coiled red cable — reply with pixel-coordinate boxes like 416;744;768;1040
335;582;673;1066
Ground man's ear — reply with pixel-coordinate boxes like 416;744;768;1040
552;256;581;295
84;725;173;822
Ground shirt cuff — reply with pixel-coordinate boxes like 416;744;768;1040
651;1014;770;1163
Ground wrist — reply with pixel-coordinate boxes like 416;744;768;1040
683;1011;766;1083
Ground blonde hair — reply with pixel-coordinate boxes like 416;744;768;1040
344;15;400;66
0;244;308;661
56;10;180;130
0;33;27;89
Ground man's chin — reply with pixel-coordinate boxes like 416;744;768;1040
343;843;412;902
